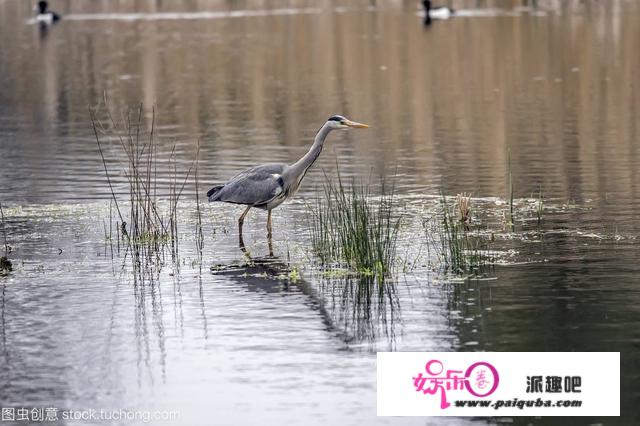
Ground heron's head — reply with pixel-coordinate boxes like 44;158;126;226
326;115;369;130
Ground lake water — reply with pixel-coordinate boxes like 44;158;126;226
0;0;638;425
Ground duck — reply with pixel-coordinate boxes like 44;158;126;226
35;1;61;24
422;0;455;22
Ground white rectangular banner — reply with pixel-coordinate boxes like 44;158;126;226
377;352;619;416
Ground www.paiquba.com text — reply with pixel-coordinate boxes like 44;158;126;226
454;398;582;410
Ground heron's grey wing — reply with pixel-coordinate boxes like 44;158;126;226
213;164;287;206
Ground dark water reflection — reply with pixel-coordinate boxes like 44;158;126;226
1;0;639;425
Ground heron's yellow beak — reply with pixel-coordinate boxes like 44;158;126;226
344;120;370;128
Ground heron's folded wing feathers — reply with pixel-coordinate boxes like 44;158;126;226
215;164;286;206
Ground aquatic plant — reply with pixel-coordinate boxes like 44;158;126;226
455;193;471;228
507;149;515;231
90;100;200;271
194;139;204;259
307;169;402;281
424;194;493;274
536;185;544;224
0;203;11;276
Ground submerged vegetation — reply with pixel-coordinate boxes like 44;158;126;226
90;101;202;271
307;170;402;281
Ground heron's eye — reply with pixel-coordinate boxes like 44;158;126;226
340;121;346;125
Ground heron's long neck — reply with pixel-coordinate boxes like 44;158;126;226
287;124;332;182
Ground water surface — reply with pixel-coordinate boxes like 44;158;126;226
1;0;639;424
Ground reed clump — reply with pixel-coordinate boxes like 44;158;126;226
455;192;472;228
90;101;201;270
424;194;493;274
307;170;402;281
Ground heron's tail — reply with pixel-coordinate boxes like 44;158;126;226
206;185;224;202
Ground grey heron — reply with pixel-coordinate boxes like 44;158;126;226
206;115;369;240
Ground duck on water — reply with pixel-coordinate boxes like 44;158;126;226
35;1;61;24
423;0;455;25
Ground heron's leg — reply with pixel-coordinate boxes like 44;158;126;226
239;234;249;256
238;206;251;236
267;210;273;239
267;210;274;256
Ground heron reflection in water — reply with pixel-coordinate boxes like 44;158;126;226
206;115;369;249
210;252;399;347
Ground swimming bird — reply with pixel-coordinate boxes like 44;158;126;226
207;115;369;240
35;1;61;24
422;0;455;25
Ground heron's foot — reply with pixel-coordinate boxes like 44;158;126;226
267;229;274;257
239;233;251;258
